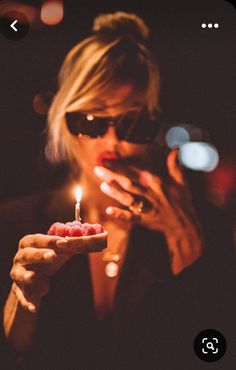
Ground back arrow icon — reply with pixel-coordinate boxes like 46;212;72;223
10;20;18;32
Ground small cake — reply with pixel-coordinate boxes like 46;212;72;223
47;221;107;253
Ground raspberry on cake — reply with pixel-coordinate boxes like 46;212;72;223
69;226;83;237
47;220;107;253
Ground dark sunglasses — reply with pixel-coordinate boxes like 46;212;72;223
65;110;161;144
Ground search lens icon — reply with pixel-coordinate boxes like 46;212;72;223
206;342;214;350
194;329;227;362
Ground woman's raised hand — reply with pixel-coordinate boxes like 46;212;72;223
10;234;70;313
94;149;203;274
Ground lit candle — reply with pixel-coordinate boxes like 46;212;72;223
74;186;82;221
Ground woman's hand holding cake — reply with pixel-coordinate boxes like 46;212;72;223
10;234;68;313
10;222;107;313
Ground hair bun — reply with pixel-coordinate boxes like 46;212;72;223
93;11;150;43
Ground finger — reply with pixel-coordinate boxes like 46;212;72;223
100;161;153;189
19;234;64;250
166;149;185;185
106;206;140;222
94;166;143;196
10;265;36;286
11;283;38;313
11;268;50;301
11;267;50;303
139;172;170;207
124;166;164;199
100;182;134;207
99;159;140;182
138;170;155;188
14;248;57;265
23;275;50;300
95;164;157;205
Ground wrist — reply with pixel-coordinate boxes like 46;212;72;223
165;229;203;275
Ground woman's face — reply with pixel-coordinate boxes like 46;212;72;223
73;85;149;181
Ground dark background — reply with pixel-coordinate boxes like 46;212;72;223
0;0;235;217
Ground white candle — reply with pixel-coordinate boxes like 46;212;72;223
74;186;82;221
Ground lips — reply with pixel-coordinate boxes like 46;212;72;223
97;152;121;166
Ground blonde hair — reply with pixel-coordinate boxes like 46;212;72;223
46;12;160;163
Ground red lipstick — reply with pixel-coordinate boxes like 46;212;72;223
97;152;121;165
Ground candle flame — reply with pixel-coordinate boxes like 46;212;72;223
74;186;82;203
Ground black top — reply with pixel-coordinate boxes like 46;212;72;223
0;184;235;370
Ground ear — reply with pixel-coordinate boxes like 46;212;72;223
167;148;185;185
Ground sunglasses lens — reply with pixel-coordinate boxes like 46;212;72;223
66;113;107;138
117;112;161;143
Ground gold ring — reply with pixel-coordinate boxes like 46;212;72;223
129;199;144;215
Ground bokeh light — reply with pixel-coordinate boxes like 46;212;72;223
165;124;204;149
205;163;236;209
179;142;219;172
0;2;37;26
165;126;190;148
205;164;235;193
41;0;64;26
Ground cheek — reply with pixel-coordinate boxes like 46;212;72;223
74;139;98;167
78;139;94;152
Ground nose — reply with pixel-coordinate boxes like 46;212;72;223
102;126;120;144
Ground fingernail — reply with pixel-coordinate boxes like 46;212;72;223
139;171;153;186
106;207;114;215
24;272;33;282
28;304;37;313
94;166;105;177
56;239;68;248
43;251;55;260
100;182;111;193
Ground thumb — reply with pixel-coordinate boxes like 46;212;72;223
166;148;185;185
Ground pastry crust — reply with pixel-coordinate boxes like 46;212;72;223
63;231;108;254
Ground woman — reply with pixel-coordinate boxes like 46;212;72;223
1;11;235;370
